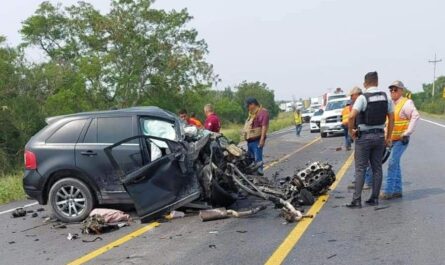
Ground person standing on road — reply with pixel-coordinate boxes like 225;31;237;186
293;108;303;137
380;80;420;200
203;104;221;133
346;71;394;208
243;97;270;176
342;86;362;151
178;109;203;128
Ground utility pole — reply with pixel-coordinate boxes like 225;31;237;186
428;53;442;97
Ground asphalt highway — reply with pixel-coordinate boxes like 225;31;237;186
0;118;443;265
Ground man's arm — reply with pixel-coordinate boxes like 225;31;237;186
259;125;268;147
403;100;420;136
348;109;358;139
386;112;395;146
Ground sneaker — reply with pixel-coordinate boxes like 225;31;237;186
379;193;394;200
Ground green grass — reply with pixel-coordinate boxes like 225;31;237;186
0;174;26;204
221;112;294;143
420;111;445;121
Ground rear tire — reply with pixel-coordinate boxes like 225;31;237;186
321;132;328;138
48;178;94;223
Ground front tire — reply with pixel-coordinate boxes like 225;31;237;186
48;178;94;223
321;132;328;138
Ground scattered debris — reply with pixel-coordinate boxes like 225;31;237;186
8;241;15;245
209;244;217;249
81;214;128;235
34;239;40;242
36;208;45;212
334;195;345;199
11;208;26;218
327;254;337;259
335;147;342;151
199;206;267;222
328;239;337;242
31;213;38;218
26;210;35;213
165;210;185;220
374;205;390;211
89;208;131;223
236;230;247;233
52;223;67;229
209;231;219;234
82;237;103;243
67;233;79;240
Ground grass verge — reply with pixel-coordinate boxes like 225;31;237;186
419;111;445;121
222;112;294;143
0;173;26;204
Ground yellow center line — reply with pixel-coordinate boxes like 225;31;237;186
67;222;159;265
67;135;321;265
264;152;355;265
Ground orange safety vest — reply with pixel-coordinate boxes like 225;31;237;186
341;106;351;125
392;97;410;141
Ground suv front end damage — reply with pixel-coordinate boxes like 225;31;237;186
105;127;336;223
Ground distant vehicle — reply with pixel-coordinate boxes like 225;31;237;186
301;108;315;123
319;98;349;137
309;109;324;133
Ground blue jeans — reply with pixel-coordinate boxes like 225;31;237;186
384;141;408;194
247;139;264;174
364;166;372;186
342;125;352;148
295;124;302;136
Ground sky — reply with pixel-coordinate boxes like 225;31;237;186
1;0;444;100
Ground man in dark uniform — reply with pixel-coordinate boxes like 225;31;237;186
346;72;394;208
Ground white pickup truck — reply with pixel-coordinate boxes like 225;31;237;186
319;97;349;137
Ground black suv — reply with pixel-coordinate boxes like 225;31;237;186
23;107;185;222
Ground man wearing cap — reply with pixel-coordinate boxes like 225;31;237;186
346;72;394;208
243;97;270;176
342;86;363;151
380;81;420;199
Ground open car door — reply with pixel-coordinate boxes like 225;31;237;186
104;135;200;222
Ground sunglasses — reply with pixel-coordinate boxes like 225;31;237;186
389;87;399;92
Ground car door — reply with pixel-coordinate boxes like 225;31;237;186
104;135;200;222
75;116;140;204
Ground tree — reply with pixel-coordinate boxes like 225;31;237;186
234;81;280;118
20;0;217;109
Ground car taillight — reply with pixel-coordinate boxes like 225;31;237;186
24;150;37;170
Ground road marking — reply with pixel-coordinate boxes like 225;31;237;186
421;118;445;128
264;152;354;265
264;137;321;170
67;134;320;264
67;222;160;265
0;201;38;215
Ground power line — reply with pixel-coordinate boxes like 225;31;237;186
428;53;442;97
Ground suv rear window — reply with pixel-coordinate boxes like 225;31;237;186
97;117;133;143
46;119;86;143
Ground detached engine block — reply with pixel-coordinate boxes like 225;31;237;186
291;162;336;195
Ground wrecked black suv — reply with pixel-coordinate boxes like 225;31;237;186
24;106;336;223
24;107;188;222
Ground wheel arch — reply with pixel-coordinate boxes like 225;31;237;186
42;168;101;205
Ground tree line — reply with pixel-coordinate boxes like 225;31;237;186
0;0;279;175
412;76;445;114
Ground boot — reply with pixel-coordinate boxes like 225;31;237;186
346;198;362;208
365;197;379;206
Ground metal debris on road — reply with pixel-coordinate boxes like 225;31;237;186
81;214;127;235
209;244;217;249
31;212;38;218
165;210;185;220
327;254;337;259
82;237;103;243
236;230;247;233
67;233;79;240
199;205;267;222
52;223;67;229
11;208;26;218
374;205;390;211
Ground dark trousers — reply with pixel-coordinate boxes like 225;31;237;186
353;132;385;200
295;124;302;136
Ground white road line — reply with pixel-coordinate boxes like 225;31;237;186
421;118;445;128
0;201;38;215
